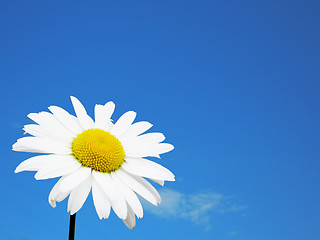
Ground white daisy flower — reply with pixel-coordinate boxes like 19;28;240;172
13;96;174;229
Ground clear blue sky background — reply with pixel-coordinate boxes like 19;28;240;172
1;1;319;240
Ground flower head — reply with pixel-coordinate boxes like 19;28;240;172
13;96;174;229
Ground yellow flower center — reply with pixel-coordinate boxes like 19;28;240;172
72;129;125;173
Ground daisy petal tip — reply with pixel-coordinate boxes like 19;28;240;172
47;106;56;112
70;96;77;101
168;144;174;151
168;173;176;181
166;176;175;182
70;96;82;107
49;201;57;208
27;113;36;120
11;143;18;151
105;101;115;107
34;173;42;180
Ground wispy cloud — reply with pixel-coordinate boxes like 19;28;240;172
143;188;246;230
228;231;237;237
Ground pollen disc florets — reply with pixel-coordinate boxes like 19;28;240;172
72;128;125;173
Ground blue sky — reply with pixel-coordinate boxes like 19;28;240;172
1;0;319;239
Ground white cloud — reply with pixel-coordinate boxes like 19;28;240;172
143;188;246;230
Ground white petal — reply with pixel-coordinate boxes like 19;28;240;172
94;104;112;131
27;112;75;142
92;179;111;219
23;124;52;139
28;111;56;125
23;124;73;145
125;157;173;176
15;155;61;173
92;171;127;219
122;144;153;158
150;178;164;186
119;121;153;140
67;175;92;214
59;167;91;192
104;101;115;119
123;157;175;181
136;133;165;144
122;144;145;158
12;137;71;154
121;133;165;149
15;155;77;173
110;111;136;137
111;196;127;219
48;176;70;207
111;171;143;218
48;106;83;135
122;204;136;229
152;143;174;154
124;143;174;158
92;171;118;202
34;160;81;180
27;112;48;124
121;162;171;181
116;169;160;205
70;96;94;130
